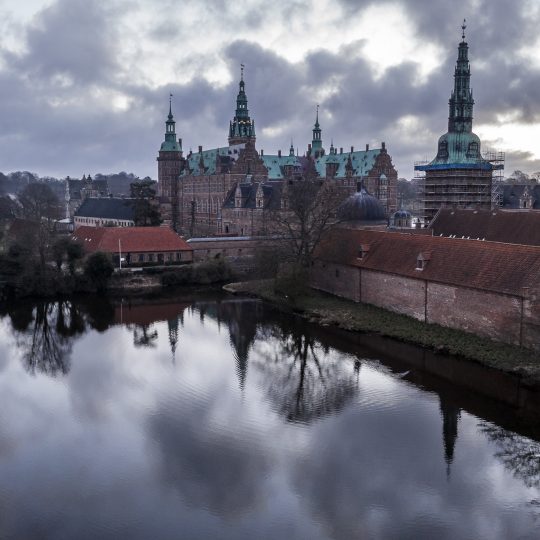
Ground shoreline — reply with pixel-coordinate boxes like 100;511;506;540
224;279;540;403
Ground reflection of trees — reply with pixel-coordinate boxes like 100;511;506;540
253;324;359;423
12;301;85;376
132;324;158;348
480;421;540;488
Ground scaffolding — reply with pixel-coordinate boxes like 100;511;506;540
482;149;505;207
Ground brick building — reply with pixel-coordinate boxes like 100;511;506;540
73;226;192;266
311;228;540;350
157;69;398;237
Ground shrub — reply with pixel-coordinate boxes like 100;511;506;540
84;252;114;292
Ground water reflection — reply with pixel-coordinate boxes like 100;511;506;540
481;421;540;488
1;295;540;539
252;324;359;422
9;301;83;376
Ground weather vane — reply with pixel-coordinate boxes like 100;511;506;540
241;63;244;80
462;18;467;40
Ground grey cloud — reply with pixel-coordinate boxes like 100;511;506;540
0;0;539;180
15;0;119;84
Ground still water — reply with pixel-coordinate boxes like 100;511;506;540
0;294;540;539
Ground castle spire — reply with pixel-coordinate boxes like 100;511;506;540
311;104;323;155
160;94;181;152
229;64;256;145
448;21;474;133
289;139;295;156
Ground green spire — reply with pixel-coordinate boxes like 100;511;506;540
229;64;256;144
312;104;323;153
289;139;295;156
160;93;181;152
448;19;474;133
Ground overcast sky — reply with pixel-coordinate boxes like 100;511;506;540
1;0;539;180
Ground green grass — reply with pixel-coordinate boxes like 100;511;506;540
229;279;540;382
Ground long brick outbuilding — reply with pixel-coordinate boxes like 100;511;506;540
312;228;540;349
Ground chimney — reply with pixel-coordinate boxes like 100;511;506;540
351;146;354;153
278;149;282;157
308;144;312;153
382;141;386;150
179;138;182;147
260;149;264;156
366;143;369;151
198;145;202;153
340;147;343;154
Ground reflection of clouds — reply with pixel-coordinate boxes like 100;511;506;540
1;300;540;538
290;376;540;540
148;393;271;517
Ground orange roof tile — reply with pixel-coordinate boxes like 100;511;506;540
73;226;192;254
317;228;540;297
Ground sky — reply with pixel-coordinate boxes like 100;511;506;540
1;0;540;181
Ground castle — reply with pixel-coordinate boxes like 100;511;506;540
157;69;398;237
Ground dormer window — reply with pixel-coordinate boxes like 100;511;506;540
358;244;370;259
416;252;431;271
437;140;448;159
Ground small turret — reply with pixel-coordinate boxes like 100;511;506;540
160;94;182;152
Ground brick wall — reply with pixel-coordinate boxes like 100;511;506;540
361;270;426;320
311;260;360;302
310;262;540;350
426;282;521;345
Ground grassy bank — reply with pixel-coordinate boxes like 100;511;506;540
226;279;540;383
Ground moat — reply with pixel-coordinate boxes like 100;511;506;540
1;293;540;539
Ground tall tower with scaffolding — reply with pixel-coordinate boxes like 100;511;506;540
415;21;504;222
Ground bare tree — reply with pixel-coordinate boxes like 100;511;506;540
270;179;344;269
265;179;345;297
18;182;60;272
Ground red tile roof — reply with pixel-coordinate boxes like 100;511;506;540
317;228;540;297
430;208;540;246
72;226;192;254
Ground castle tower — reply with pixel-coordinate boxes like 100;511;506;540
416;21;494;222
157;94;184;231
228;65;256;145
311;104;324;157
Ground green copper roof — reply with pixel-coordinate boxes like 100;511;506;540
315;149;381;177
260;148;382;180
160;97;181;152
182;144;245;176
261;155;300;179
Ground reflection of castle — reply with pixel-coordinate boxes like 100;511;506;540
114;300;189;361
157;70;398;236
193;299;261;390
440;396;461;478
